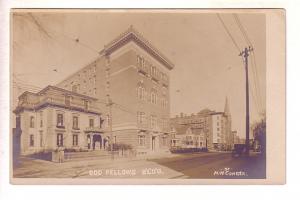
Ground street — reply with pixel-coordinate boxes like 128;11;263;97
13;152;265;179
150;152;266;179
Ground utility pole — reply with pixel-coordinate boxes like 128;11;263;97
107;96;114;160
239;46;253;156
105;53;114;161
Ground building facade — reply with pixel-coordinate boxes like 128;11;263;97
170;125;207;149
170;98;233;151
56;26;174;155
170;109;214;150
13;86;105;156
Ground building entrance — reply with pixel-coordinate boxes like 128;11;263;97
92;134;102;150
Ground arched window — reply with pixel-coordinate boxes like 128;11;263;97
161;95;168;108
151;89;157;104
137;83;146;101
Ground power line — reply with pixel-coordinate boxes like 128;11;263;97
216;13;241;53
233;14;264;114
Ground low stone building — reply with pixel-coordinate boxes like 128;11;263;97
13;85;107;156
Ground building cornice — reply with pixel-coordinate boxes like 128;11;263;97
14;102;101;116
99;26;174;70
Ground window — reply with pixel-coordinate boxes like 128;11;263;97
162;96;167;108
150;65;156;77
114;136;117;143
137;85;146;100
30;116;34;128
73;116;79;129
99;117;104;128
150;115;157;129
138;135;146;146
89;118;94;128
93;88;96;95
57;133;63;147
137;55;142;66
93;76;96;85
39;131;43;147
137;112;146;124
65;95;71;106
57;114;64;127
137;55;145;69
40;112;43;127
151;90;157;104
84;100;89;110
73;134;78;146
29;134;34;147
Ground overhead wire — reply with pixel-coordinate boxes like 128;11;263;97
233;14;264;114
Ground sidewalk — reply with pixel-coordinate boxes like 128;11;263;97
13;155;184;179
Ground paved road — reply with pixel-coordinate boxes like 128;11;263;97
13;152;265;179
150;152;266;179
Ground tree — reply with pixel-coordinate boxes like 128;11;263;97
252;115;266;156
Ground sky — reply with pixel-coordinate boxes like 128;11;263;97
12;10;266;138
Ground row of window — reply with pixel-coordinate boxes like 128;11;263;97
137;85;168;108
29;114;98;130
57;114;96;129
64;96;90;109
30;133;168;148
137;135;168;147
137;112;168;129
137;55;168;82
29;133;79;147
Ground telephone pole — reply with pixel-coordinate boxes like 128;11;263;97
239;46;253;156
107;96;114;160
105;53;114;160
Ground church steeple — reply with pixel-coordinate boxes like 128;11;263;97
224;96;230;117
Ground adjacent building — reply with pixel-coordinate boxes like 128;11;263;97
55;26;174;155
13;86;104;155
170;98;233;151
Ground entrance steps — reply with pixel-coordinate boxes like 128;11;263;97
64;150;111;162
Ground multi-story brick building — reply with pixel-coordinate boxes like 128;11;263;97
56;26;174;155
170;98;233;151
13;86;103;155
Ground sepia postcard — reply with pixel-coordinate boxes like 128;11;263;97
10;9;285;184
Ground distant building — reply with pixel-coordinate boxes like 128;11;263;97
170;98;233;151
55;26;174;155
14;86;103;155
170;125;207;149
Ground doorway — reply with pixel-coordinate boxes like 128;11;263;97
92;134;102;150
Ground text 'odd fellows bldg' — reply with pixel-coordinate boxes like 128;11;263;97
14;26;174;156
